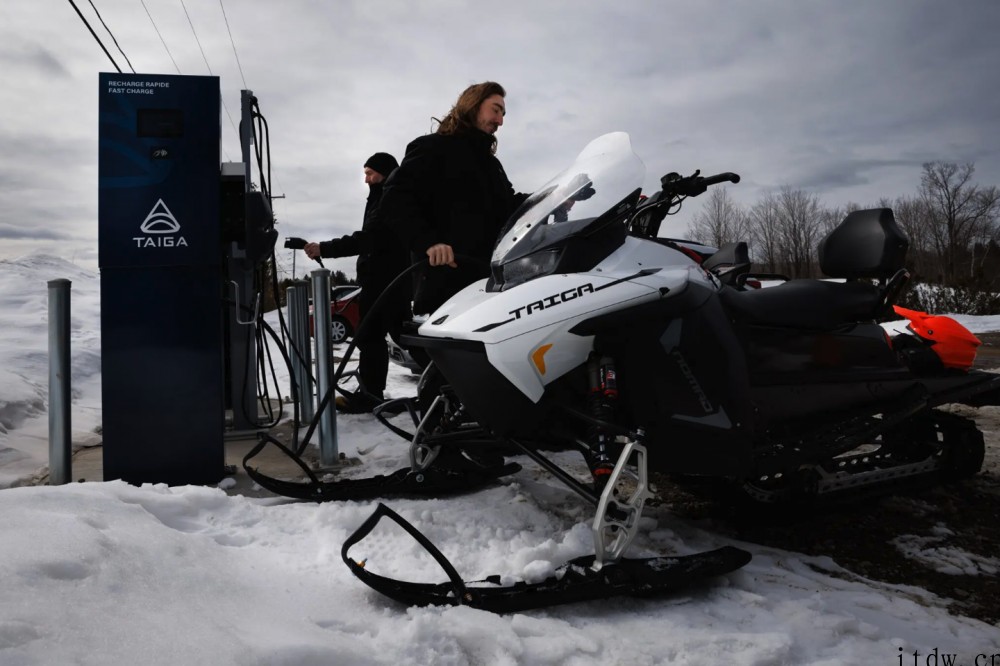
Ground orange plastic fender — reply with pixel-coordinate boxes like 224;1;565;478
893;306;981;370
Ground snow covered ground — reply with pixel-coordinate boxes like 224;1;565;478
1;253;999;665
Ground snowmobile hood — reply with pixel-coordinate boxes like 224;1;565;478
893;305;981;370
492;132;645;266
417;266;692;344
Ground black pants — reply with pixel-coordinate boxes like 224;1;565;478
355;282;405;397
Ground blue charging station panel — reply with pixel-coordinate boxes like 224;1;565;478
99;73;225;485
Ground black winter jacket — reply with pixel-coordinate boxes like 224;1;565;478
318;182;408;297
379;130;524;314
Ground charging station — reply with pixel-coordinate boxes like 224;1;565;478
98;73;225;485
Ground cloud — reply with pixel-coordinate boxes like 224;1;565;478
0;131;95;244
0;223;68;241
0;0;998;269
0;44;71;78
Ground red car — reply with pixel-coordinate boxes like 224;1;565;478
309;286;361;343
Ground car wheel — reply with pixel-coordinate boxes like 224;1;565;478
330;316;351;344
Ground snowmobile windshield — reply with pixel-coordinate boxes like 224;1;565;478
492;132;645;265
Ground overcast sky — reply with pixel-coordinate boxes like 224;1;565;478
2;1;998;277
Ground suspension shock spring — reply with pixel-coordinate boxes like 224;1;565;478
587;354;619;485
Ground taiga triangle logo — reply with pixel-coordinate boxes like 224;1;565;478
140;199;181;234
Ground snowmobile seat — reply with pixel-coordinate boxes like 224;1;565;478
719;278;882;329
817;206;911;313
818;208;908;281
718;209;910;330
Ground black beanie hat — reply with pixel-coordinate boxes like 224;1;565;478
364;152;398;178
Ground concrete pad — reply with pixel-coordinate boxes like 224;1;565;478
29;419;338;499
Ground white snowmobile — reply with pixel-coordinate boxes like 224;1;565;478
248;133;1000;612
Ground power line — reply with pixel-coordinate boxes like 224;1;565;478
87;0;135;73
215;0;248;166
218;0;247;88
166;0;239;158
179;0;213;75
140;0;181;74
66;0;120;72
221;97;240;153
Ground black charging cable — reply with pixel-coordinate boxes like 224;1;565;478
292;253;489;454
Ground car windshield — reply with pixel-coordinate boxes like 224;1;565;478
332;286;361;301
492;132;645;264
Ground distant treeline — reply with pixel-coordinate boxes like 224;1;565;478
688;161;1000;315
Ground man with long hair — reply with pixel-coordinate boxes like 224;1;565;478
380;81;525;315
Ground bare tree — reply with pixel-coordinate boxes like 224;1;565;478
919;161;1000;284
891;194;936;280
816;205;846;240
776;187;822;278
688;187;749;248
746;192;783;272
969;211;1000;280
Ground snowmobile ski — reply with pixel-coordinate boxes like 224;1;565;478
342;502;752;613
242;434;520;502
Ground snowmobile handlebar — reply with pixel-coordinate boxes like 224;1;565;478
627;170;740;237
700;171;741;187
659;170;740;198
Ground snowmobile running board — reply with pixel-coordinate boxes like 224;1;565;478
342;503;752;613
242;434;521;502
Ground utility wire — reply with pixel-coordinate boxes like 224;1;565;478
87;0;135;73
66;0;121;72
216;0;248;164
179;0;213;75
174;0;241;159
218;0;247;88
140;0;181;73
221;99;240;153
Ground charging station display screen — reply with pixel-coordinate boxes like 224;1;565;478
137;108;184;138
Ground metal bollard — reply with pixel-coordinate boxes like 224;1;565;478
286;282;314;422
311;269;338;464
294;280;316;422
285;284;302;415
47;279;72;485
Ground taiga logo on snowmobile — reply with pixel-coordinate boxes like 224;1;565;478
508;282;595;319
